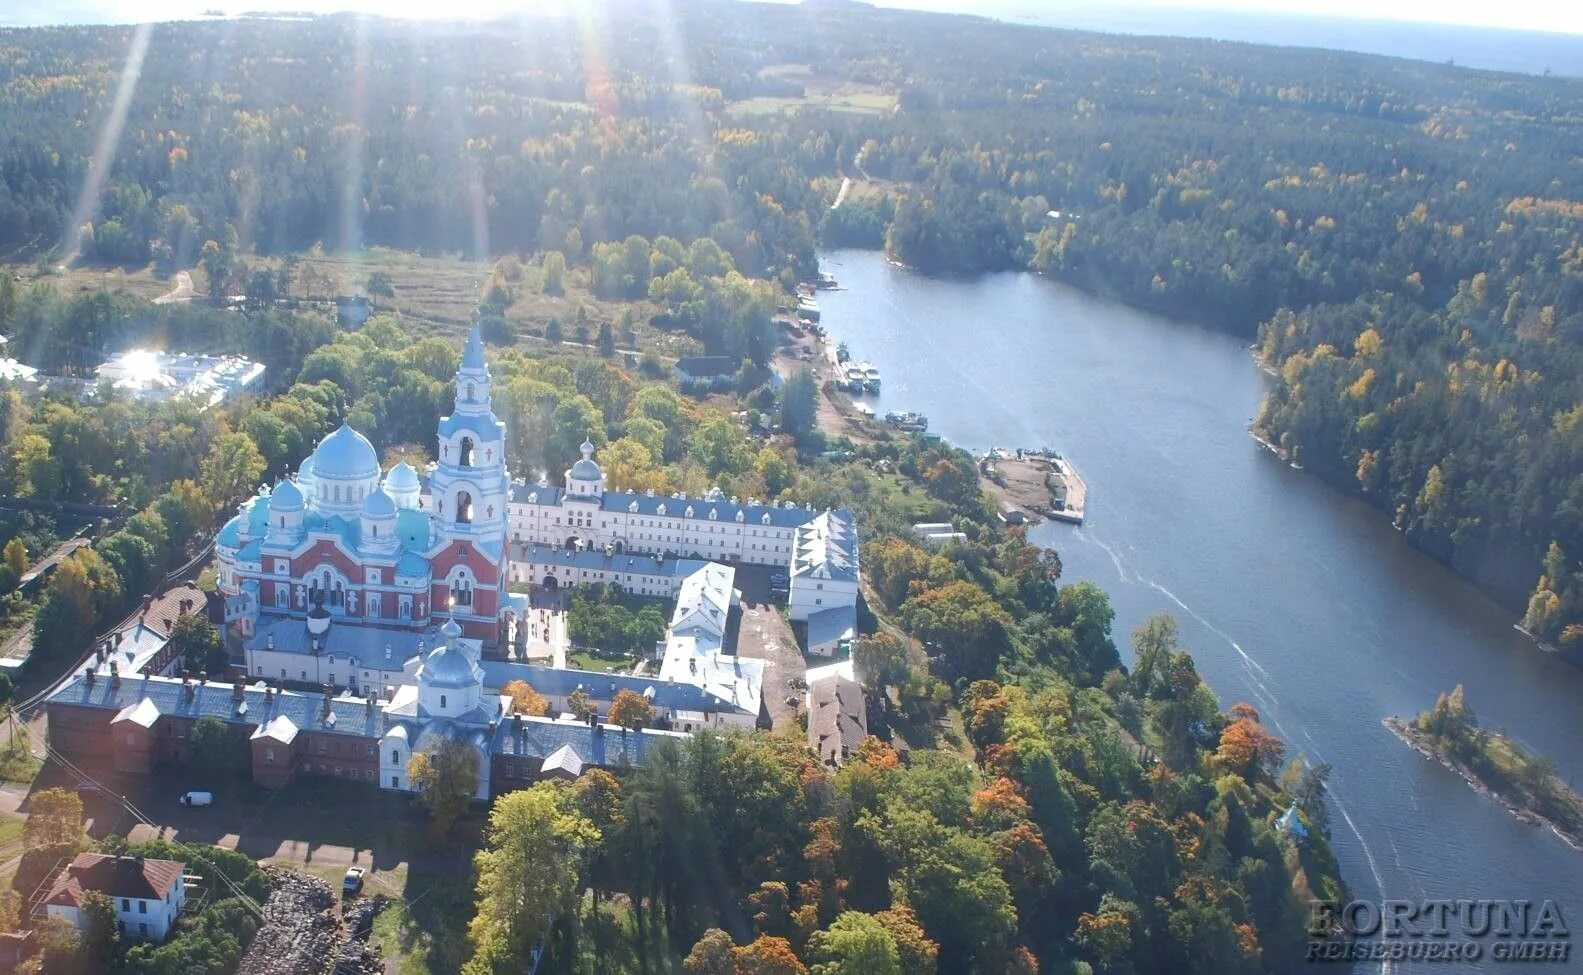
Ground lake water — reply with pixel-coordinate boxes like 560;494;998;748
817;248;1583;973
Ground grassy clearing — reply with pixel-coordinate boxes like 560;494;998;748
6;244;702;361
6;261;175;303
374;864;476;975
0;735;40;786
728;64;896;117
566;652;633;674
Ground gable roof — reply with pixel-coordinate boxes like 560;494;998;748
792;509;859;582
46;853;185;907
807;672;867;766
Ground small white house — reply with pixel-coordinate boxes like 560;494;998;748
44;853;187;942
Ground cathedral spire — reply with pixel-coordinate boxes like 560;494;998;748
460;325;488;373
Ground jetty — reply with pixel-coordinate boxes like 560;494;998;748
979;447;1087;525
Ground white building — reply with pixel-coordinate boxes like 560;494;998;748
44;853;187;942
504;441;840;571
93;349;265;409
788;510;859;656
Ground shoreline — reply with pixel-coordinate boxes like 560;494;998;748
1383;717;1583;853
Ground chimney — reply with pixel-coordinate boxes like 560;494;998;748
512;713;522;731
487;720;497;738
231;681;244;703
110;661;121;689
321;687;332;716
85;667;96;686
184;682;196;702
264;686;274;706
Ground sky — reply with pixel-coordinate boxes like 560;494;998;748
887;0;1583;36
1;0;1578;35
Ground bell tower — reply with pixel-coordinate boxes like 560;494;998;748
429;327;509;541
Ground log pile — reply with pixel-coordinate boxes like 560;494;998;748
333;895;391;975
236;868;343;975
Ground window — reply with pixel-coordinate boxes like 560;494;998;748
391;775;400;788
266;748;275;762
459;436;475;467
121;899;130;911
440;694;447;708
138;900;147;914
139;922;148;937
391;749;399;763
456;490;473;525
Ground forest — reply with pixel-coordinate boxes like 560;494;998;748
2;1;1579;970
2;1;1581;640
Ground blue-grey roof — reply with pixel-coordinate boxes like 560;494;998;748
807;605;857;648
49;673;383;739
509;482;564;506
396;551;429;579
513;543;707;580
480;661;756;716
598;491;817;528
492;713;685;765
247;617;433;671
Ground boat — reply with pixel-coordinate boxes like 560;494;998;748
836;341;850;363
818;271;839;289
884;410;928;432
797;295;821;321
862;364;881;392
842;364;866;391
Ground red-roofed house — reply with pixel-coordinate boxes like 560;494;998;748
44;853;187;941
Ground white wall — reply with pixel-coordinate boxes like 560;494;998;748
788;576;859;623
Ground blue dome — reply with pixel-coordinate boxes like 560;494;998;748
312;424;380;481
421;620;477;687
385;461;420;492
569;439;602;481
362;485;396;517
269;479;304;511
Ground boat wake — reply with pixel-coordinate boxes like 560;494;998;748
1073;527;1394;924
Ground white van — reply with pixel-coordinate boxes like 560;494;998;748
179;791;213;807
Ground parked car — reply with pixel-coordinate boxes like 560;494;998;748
343;867;365;896
179;791;213;807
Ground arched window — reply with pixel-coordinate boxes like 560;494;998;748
440;694;448;709
466;382;475;402
456;491;473;525
459;436;474;467
451;574;473;607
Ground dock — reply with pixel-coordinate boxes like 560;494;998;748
979;448;1087;525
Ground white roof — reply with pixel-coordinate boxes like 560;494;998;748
540;743;585;777
112;697;161;728
669;562;735;640
250;714;300;744
792;510;859;582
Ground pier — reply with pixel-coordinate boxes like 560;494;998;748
980;448;1087;525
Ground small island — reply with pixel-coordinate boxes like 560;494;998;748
1386;686;1583;851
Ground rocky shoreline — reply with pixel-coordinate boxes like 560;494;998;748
1384;717;1583;853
